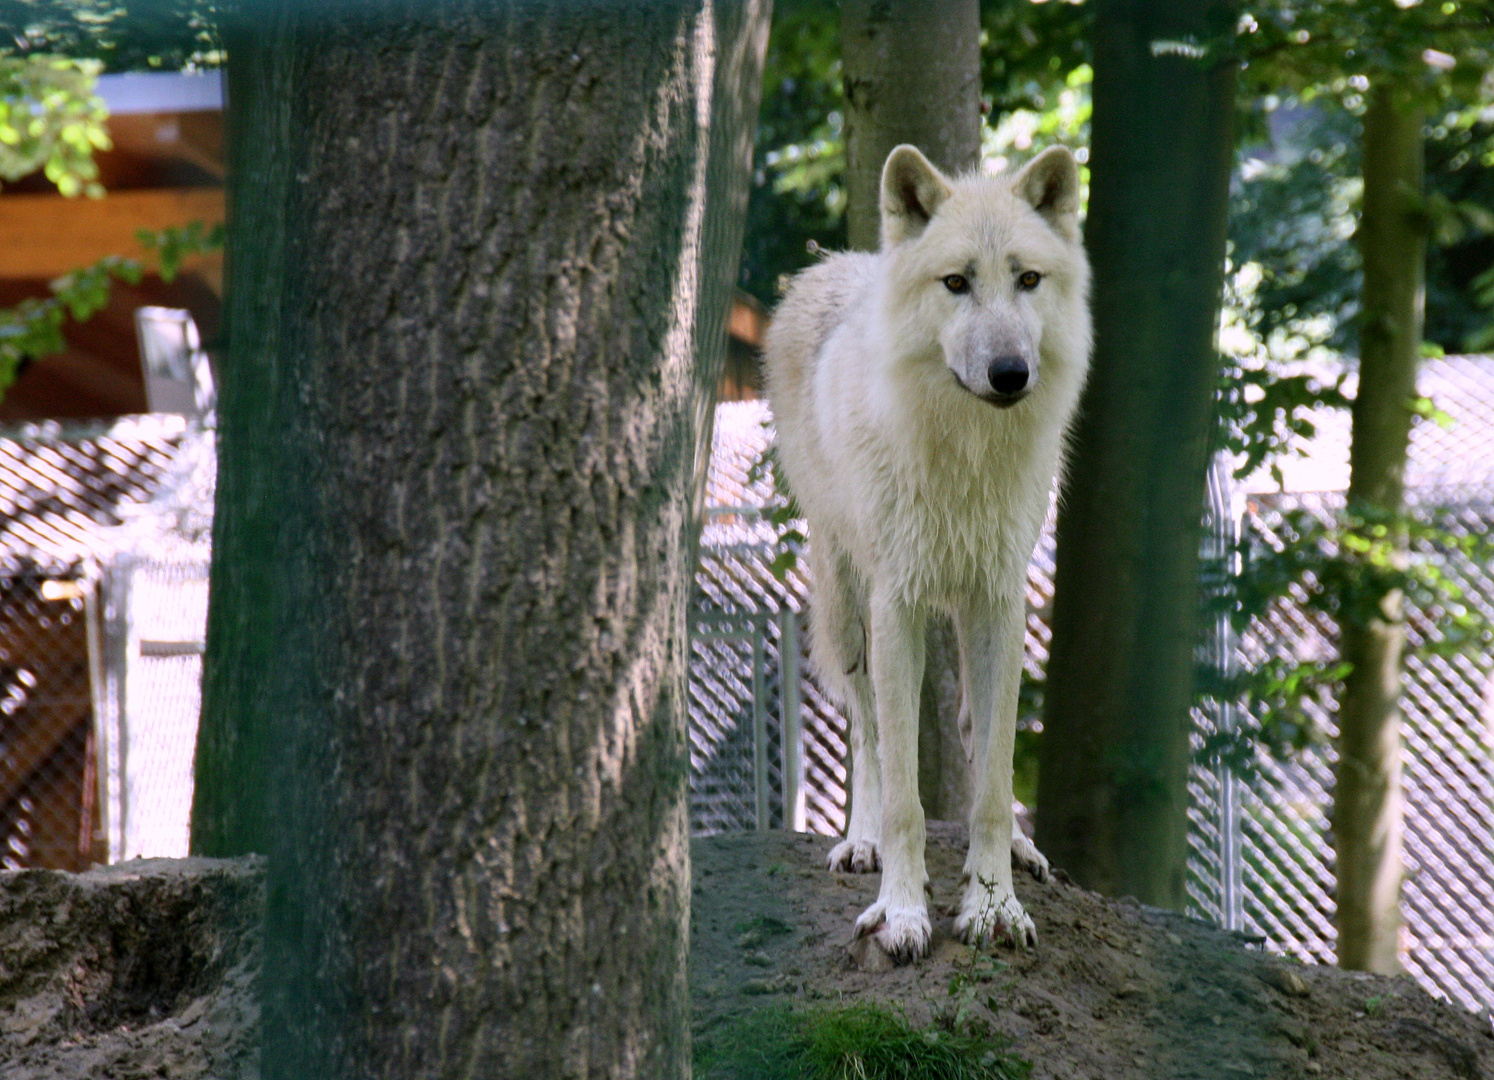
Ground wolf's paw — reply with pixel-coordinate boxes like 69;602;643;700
955;884;1037;950
854;900;932;963
827;837;880;873
1010;833;1051;883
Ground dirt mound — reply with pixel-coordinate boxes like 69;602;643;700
691;826;1494;1080
0;856;263;1080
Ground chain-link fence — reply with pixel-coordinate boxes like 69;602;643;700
0;573;99;870
0;417;210;870
690;402;846;838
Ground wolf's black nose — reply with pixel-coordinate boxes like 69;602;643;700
987;357;1030;397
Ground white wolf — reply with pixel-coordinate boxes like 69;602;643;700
764;144;1091;960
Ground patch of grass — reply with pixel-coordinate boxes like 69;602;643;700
695;1001;1031;1080
694;1006;803;1079
735;914;795;948
939;956;1014;1032
735;914;794;937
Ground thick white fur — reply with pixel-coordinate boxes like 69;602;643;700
764;145;1091;961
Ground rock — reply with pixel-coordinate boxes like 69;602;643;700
741;975;795;996
847;935;894;973
1261;965;1311;998
1276;1017;1310;1047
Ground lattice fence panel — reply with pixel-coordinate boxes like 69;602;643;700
800;674;847;837
687;625;762;836
1189;485;1494;1012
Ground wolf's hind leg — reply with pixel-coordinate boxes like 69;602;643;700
827;664;881;873
812;550;882;873
1011;827;1050;882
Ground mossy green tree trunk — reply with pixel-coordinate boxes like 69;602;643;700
1332;83;1425;975
190;1;769;1076
841;0;982;820
1035;0;1237;909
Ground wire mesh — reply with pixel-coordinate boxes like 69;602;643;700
121;556;209;860
0;573;101;870
691;402;831;836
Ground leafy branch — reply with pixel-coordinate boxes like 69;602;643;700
0;52;110;197
0;221;225;398
744;427;806;581
1199;496;1494;775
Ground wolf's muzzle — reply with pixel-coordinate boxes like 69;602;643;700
983;357;1031;407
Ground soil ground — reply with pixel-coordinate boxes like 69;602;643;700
5;840;1491;1078
0;857;262;1080
691;824;1494;1080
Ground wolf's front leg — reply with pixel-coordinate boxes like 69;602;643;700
954;594;1037;948
852;588;930;961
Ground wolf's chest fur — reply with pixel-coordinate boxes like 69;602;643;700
857;403;1052;606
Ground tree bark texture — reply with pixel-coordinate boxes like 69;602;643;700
1035;0;1237;910
841;0;981;822
191;2;769;1077
1333;83;1424;975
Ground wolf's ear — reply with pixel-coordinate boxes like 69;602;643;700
1015;146;1081;242
880;145;953;247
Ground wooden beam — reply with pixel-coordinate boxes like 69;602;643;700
728;291;768;347
0;188;225;285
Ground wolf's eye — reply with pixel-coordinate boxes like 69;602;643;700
1017;270;1043;291
942;274;970;294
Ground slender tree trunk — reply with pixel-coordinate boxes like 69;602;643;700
191;2;769;1076
190;1;294;862
841;0;981;820
1333;82;1424;975
1035;0;1236;909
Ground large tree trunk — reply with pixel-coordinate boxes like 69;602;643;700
191;2;770;1077
1332;82;1424;975
1035;0;1236;909
841;0;981;820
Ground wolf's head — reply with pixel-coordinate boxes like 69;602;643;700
878;143;1090;409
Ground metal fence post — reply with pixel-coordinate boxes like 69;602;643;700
752;614;769;830
1206;452;1244;932
778;607;804;832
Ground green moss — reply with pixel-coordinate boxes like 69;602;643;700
695;1001;1031;1080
